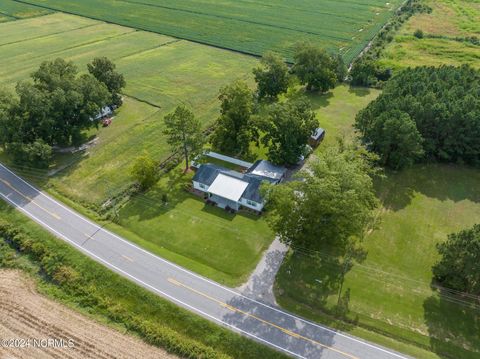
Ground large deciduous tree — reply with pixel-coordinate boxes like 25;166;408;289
261;97;318;166
210;80;254;156
253;52;290;99
163;105;204;171
350;60;380;87
0;58;110;167
88;57;126;107
433;224;480;295
266;143;379;248
292;43;340;92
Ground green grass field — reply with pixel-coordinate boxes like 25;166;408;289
0;13;257;205
0;203;287;359
379;0;480;69
271;79;480;359
0;12;270;286
18;0;403;63
276;164;480;358
303;85;381;149
0;0;51;20
116;168;274;286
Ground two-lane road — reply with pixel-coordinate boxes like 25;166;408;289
0;164;412;359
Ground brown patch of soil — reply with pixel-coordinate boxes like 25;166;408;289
0;270;177;359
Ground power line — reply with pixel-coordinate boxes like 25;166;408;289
2;161;480;308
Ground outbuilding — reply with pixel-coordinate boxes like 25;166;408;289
309;127;326;148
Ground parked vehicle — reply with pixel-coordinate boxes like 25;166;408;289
102;117;112;127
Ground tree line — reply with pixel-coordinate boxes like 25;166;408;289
0;57;125;167
210;42;346;166
355;65;480;169
147;41;347;187
349;0;432;88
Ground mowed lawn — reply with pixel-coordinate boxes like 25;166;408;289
305;85;381;149
0;12;270;286
270;83;480;357
379;0;480;69
0;13;257;205
20;0;403;63
276;165;480;358
116;168;274;287
111;86;381;287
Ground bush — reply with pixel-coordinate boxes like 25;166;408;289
131;152;158;190
7;140;52;168
414;29;424;39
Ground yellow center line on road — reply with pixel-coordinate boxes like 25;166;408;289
0;179;61;220
121;255;134;262
167;278;359;359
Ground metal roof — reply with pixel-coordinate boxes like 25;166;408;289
247;160;287;182
192;163;223;186
193;163;264;203
207;173;249;202
311;127;325;140
205;151;253;168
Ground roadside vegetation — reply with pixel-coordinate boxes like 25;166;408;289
0;204;288;359
0;2;479;358
378;0;480;70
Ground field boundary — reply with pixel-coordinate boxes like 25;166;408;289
348;0;410;68
119;0;351;42
12;0;405;65
0;21;101;49
0;10;19;19
12;0;266;61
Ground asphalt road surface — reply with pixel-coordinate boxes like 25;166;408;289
0;164;413;359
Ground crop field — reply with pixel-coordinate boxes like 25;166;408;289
0;12;271;286
18;0;403;63
0;0;51;21
0;13;257;204
0;270;176;359
379;0;480;69
0;13;257;114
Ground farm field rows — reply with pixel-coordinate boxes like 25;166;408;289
0;270;176;359
0;0;51;21
17;0;403;63
0;12;269;286
0;13;257;205
378;0;480;69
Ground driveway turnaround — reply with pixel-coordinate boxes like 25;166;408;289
0;164;412;359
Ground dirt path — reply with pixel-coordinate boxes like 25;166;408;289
0;270;177;359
